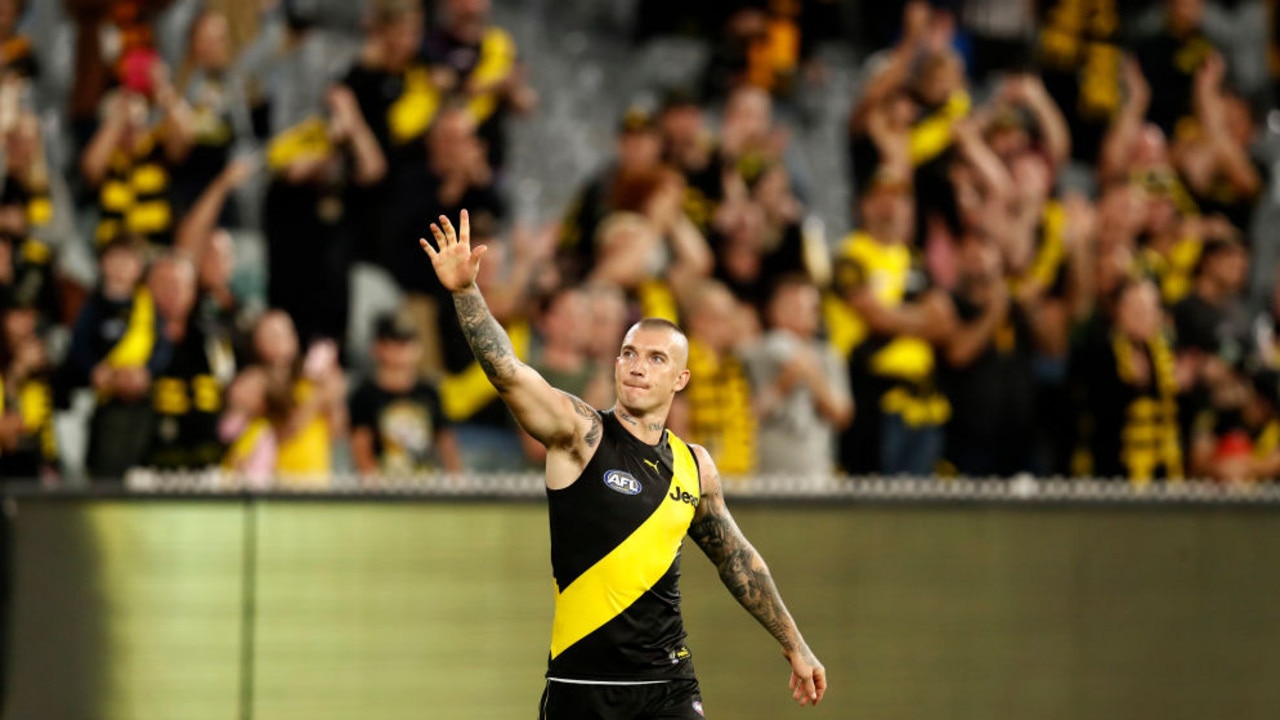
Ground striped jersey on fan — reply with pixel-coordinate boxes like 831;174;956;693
546;410;701;681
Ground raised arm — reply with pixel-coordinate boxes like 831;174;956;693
421;211;599;456
686;443;827;707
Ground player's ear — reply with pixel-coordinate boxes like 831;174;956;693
673;368;690;392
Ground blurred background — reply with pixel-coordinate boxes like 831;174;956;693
2;0;1280;717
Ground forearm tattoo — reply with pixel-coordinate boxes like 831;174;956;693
689;505;797;651
454;290;519;386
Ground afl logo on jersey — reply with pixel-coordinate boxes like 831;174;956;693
603;470;642;495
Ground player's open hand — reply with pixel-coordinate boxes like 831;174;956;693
786;645;827;707
421;210;487;293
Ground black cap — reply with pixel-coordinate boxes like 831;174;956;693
619;106;658;135
373;312;417;342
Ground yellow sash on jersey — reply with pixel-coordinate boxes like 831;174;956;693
105;288;156;370
550;432;700;659
824;231;911;357
267;117;335;171
389;64;442;144
1017;200;1066;292
440;320;531;422
466;27;516;125
909;90;971;166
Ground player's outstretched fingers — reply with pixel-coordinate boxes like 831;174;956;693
459;208;470;246
439;215;456;246
429;222;448;248
419;237;437;259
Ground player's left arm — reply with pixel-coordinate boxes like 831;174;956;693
686;444;827;707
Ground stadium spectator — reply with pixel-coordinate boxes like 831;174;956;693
1036;0;1125;165
1171;52;1262;235
701;2;802;104
582;280;632;362
65;0;175;155
142;252;231;470
171;8;253;224
61;236;170;479
262;84;385;351
1;106;56;241
1172;235;1249;451
558;106;663;283
743;273;852;476
0;300;56;481
938;234;1034;477
588;167;714;322
0;195;59;327
422;0;536;172
711;160;812;311
1134;0;1219;137
221;310;347;486
1074;278;1185;482
827;168;952;476
657;88;721;232
174;156;260;363
668;279;758;478
349;311;461;477
343;0;434;266
81;71;197;249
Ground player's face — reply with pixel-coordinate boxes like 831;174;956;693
615;326;689;414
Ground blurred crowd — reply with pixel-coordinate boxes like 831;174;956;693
1;0;1280;486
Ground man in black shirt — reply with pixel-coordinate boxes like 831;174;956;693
939;236;1036;477
1134;0;1219;136
420;210;825;718
1172;236;1249;456
349;312;461;476
143;254;233;470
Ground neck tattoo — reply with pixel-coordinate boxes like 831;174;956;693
618;411;664;433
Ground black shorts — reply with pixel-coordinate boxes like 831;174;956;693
538;678;705;720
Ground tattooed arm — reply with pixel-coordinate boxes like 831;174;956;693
421;212;602;471
687;443;827;707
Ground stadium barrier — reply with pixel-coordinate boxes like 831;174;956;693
3;475;1279;720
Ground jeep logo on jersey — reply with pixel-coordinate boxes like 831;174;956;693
603;470;641;495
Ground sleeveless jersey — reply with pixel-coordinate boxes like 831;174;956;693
546;410;702;681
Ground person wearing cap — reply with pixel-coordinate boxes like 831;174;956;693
348;311;461;477
557;104;662;283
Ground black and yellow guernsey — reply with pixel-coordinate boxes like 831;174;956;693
546;409;702;683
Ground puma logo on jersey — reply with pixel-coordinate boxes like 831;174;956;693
642;458;660;473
